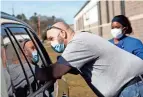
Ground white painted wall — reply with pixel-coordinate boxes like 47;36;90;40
74;0;98;31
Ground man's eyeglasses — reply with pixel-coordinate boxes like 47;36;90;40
46;25;66;41
46;25;64;32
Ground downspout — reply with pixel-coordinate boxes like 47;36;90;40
120;0;125;15
97;1;102;36
106;1;109;23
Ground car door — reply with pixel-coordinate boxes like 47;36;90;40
1;23;54;97
1;58;9;97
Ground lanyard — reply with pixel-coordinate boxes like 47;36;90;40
139;74;143;82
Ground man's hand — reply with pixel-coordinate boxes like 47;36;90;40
35;66;53;82
35;61;72;82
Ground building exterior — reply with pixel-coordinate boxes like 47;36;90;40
74;0;143;42
69;24;74;30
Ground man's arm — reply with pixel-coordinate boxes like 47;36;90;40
35;63;71;81
52;62;71;78
36;38;96;81
133;40;143;60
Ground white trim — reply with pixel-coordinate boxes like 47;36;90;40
3;34;30;45
75;14;143;32
129;14;143;21
0;18;21;25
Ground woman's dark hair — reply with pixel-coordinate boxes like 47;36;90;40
112;15;133;34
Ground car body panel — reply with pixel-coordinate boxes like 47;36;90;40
1;59;9;97
1;12;54;97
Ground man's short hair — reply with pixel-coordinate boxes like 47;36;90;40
22;39;31;49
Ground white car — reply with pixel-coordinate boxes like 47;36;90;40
0;12;65;97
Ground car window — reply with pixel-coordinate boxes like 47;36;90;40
1;25;53;97
8;27;27;34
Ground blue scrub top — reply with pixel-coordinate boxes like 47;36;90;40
109;36;143;60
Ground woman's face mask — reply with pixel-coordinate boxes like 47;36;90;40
111;21;127;39
111;28;123;39
32;50;39;63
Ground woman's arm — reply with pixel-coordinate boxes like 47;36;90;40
133;40;143;60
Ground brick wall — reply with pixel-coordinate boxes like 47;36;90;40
125;1;143;17
75;1;143;42
100;1;143;42
108;1;114;22
130;19;143;41
113;1;121;16
100;1;108;24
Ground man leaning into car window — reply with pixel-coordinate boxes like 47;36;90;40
36;22;143;97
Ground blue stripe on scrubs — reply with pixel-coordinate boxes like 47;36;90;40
109;36;143;59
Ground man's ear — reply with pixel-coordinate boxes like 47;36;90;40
60;30;67;39
24;49;28;56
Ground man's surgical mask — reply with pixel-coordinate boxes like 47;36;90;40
32;50;39;63
51;41;65;53
111;28;123;39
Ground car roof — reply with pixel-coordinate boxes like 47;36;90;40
1;12;31;28
0;12;35;44
0;18;21;24
1;12;35;38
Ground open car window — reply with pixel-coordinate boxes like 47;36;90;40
1;24;53;97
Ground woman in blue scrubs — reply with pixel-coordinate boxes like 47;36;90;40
109;15;143;60
109;15;143;97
